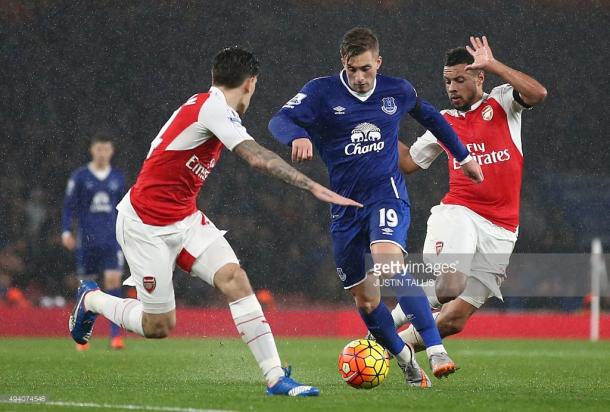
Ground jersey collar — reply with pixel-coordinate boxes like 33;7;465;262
88;163;112;181
340;70;376;102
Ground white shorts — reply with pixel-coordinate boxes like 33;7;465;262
422;204;518;308
116;210;239;314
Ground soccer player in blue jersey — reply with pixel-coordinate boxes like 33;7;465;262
62;133;126;350
269;27;483;387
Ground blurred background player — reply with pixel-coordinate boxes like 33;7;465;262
69;46;361;396
394;36;547;349
268;27;483;388
62;134;126;350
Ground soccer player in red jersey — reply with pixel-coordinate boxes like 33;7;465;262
69;46;362;397
393;36;547;348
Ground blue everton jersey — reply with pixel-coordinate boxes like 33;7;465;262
62;166;125;246
269;71;469;218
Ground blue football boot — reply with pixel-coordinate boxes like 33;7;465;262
69;280;100;344
266;366;320;397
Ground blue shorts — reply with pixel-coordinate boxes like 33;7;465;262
331;198;410;289
76;243;124;277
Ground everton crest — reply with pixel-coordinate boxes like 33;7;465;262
381;97;397;115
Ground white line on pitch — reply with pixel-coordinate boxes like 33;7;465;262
0;400;237;412
454;349;608;359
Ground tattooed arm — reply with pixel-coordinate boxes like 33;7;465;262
233;140;362;207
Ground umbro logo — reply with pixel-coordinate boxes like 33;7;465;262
333;106;346;115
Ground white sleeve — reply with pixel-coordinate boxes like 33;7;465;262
409;130;444;169
489;84;528;155
198;95;254;151
489;84;532;115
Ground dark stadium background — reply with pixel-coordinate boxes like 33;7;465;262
1;0;608;309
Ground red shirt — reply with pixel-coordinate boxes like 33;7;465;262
410;84;530;232
118;87;254;226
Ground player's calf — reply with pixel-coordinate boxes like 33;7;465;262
435;301;473;337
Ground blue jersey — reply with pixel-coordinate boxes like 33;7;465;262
62;165;125;247
268;71;469;219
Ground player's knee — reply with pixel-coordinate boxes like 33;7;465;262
142;315;175;339
352;293;381;314
435;272;467;304
215;264;253;301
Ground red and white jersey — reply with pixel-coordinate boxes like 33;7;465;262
117;86;254;226
410;84;531;232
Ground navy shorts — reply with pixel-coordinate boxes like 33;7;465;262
331;198;410;289
76;243;124;277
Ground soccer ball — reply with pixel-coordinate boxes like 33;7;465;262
338;339;390;389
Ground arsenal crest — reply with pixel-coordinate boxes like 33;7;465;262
482;105;493;121
143;276;156;293
435;241;444;256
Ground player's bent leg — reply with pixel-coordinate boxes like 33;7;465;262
71;278;175;341
436;275;490;337
190;237;319;396
398;279;484;349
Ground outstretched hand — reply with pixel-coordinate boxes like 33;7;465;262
465;36;495;71
310;183;363;208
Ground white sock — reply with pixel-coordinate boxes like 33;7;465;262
391;304;409;328
229;294;284;386
85;290;144;336
399;325;424;350
426;344;446;358
394;343;414;366
398;312;443;356
422;281;442;310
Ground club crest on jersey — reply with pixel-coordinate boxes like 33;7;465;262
381;97;397;115
336;268;347;282
435;241;444;255
482;105;493;121
143;276;156;293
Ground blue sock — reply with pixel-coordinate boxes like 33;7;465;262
392;272;442;347
359;302;405;356
106;287;122;338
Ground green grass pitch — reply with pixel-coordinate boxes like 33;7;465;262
1;338;609;411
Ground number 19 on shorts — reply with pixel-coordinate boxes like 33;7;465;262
379;208;398;227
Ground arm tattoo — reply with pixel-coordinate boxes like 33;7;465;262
233;140;315;191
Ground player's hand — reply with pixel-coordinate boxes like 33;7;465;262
62;232;76;251
461;158;484;183
310;183;363;208
465;36;495;71
291;138;313;163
